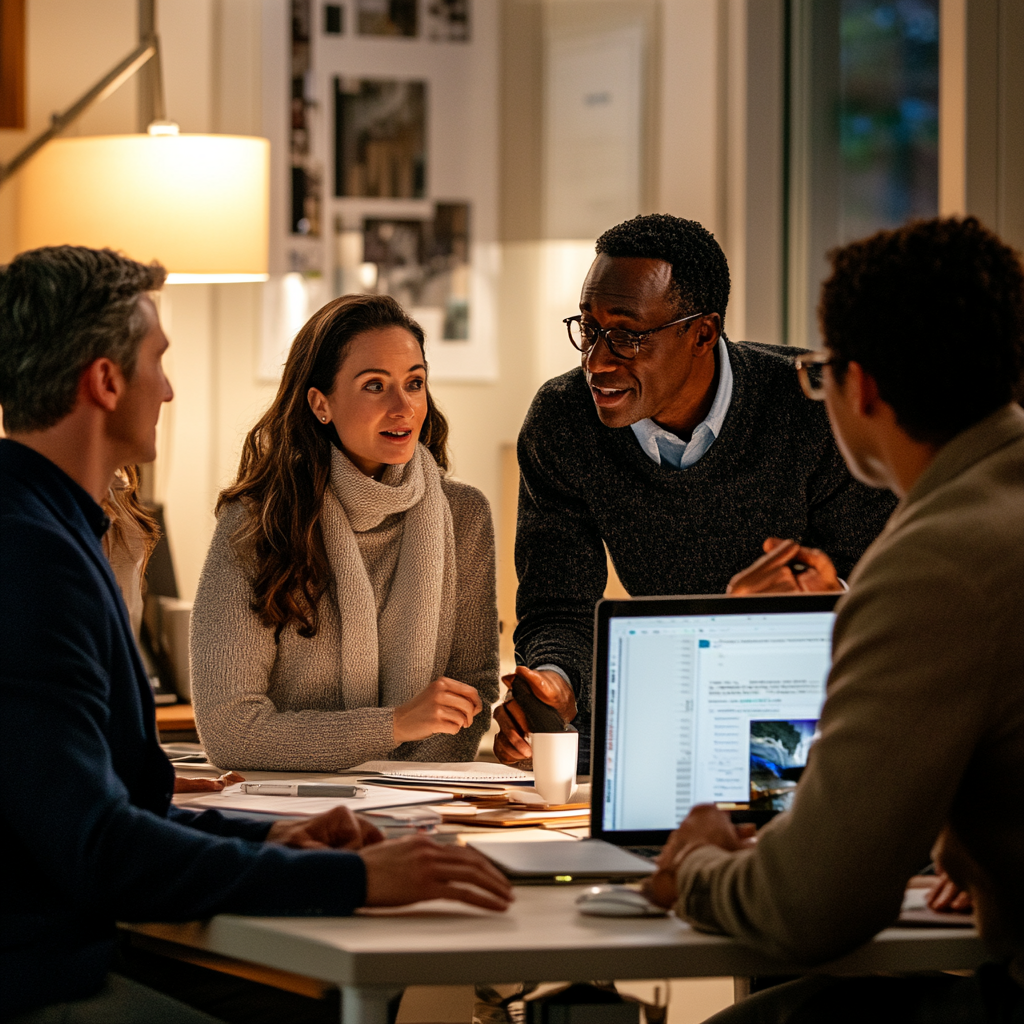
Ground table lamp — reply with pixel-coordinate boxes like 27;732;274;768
0;0;269;283
16;128;269;282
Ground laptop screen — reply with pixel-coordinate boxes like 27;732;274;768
592;595;838;843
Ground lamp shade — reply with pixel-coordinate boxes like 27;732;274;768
17;133;270;282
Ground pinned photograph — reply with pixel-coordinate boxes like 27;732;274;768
357;0;417;37
359;203;471;341
334;78;426;198
426;0;470;42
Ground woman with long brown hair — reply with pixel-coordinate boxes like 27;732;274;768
102;465;160;638
189;294;499;770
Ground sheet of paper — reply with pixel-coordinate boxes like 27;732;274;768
353;761;534;784
175;783;451;817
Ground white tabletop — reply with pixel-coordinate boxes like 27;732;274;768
128;883;986;989
161;762;987;1022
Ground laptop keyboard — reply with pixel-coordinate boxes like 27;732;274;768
624;846;662;860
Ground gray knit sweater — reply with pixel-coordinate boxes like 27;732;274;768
190;460;499;771
514;341;899;769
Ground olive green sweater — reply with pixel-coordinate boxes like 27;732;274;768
675;404;1024;977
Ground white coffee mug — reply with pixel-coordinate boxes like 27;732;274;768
531;731;578;805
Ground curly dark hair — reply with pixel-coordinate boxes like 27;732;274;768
219;293;450;640
0;246;166;432
819;217;1024;444
595;214;731;326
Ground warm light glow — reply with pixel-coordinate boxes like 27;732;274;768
17;134;270;279
165;273;269;284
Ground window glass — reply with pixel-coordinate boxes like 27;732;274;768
838;0;940;241
787;0;940;347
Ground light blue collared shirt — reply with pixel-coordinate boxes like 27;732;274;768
629;338;733;469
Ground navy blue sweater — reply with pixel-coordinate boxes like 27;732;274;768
0;440;367;1017
514;343;898;769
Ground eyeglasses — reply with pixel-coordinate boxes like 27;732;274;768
563;311;706;361
795;350;842;401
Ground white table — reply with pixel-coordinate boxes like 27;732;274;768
126;884;986;1024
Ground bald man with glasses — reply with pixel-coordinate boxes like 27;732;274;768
496;214;898;770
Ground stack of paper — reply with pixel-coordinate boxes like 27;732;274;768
437;805;590;829
353;761;535;786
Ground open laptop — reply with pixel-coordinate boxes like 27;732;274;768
470;592;839;882
590;593;840;855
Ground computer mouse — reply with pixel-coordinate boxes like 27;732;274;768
575;885;668;917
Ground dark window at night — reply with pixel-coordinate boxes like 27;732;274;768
837;0;939;241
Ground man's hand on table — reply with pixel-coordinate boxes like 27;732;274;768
361;834;515;912
925;872;974;913
493;666;577;765
929;830;977;914
252;803;516;913
727;538;843;595
266;806;385;850
643;805;757;909
173;771;246;793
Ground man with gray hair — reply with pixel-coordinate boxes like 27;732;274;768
0;246;512;1023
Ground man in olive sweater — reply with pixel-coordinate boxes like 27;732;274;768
649;217;1024;1021
496;215;896;768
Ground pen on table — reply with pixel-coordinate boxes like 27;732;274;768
239;783;367;798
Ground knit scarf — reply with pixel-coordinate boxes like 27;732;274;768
320;443;457;710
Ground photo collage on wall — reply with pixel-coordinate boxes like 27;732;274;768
279;0;481;376
333;63;471;344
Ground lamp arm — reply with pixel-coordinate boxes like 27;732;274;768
149;33;167;124
0;36;158;188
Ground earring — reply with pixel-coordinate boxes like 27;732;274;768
321;416;327;422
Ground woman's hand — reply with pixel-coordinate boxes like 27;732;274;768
393;676;483;744
173;771;245;793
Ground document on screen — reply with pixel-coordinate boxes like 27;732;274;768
602;611;835;831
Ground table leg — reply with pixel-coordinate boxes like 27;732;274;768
342;984;404;1024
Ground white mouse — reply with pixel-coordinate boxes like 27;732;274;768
575;885;668;917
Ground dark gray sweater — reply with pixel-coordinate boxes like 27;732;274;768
513;341;898;768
